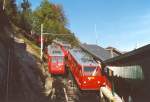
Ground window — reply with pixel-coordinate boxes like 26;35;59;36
79;70;82;76
84;67;95;72
83;67;100;76
58;57;63;63
52;57;57;63
52;51;61;54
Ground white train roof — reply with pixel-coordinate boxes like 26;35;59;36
69;48;99;67
53;39;71;47
47;44;64;56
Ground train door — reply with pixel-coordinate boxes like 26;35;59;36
57;56;63;64
73;62;78;78
57;56;65;70
51;56;57;72
70;56;74;72
76;66;83;84
48;56;52;73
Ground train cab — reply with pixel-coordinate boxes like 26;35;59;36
47;44;65;74
81;66;106;90
68;48;110;90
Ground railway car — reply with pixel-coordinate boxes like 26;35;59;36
47;44;65;74
67;48;111;91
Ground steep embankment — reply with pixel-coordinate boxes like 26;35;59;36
0;6;49;102
0;6;13;102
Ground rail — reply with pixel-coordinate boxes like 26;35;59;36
6;48;11;102
63;88;69;102
6;41;14;102
5;27;15;102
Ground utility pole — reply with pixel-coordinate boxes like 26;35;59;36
3;0;5;10
41;24;43;61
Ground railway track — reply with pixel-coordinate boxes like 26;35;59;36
44;40;122;102
49;72;100;102
49;75;78;102
6;48;11;102
6;37;15;102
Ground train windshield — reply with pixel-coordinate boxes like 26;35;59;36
52;57;57;63
83;67;100;76
64;46;70;50
52;56;63;63
58;57;63;63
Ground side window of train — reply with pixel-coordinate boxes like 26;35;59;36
73;62;77;72
74;62;76;67
65;56;68;61
49;57;51;62
68;54;70;60
52;57;57;63
75;62;78;69
58;57;63;63
79;68;82;76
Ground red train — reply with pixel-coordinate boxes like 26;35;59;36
67;48;111;90
47;44;65;74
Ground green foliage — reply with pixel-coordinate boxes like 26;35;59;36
4;0;19;25
19;0;32;32
32;0;67;34
2;0;32;33
31;0;79;46
2;0;79;46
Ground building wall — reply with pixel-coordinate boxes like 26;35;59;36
104;50;150;102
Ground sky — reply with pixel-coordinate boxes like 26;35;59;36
17;0;150;51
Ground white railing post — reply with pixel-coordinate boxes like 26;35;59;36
41;24;43;61
3;0;5;10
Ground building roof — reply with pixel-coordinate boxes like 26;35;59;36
80;43;112;61
104;44;150;64
105;47;123;57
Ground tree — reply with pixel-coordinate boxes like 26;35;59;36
20;0;32;33
31;0;78;45
32;0;69;33
0;0;32;33
1;0;79;46
4;0;19;24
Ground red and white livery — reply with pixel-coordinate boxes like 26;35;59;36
67;48;111;90
47;44;65;74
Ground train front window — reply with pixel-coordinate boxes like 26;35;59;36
58;57;63;63
64;46;70;50
52;57;57;63
83;67;100;76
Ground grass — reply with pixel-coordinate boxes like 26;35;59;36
19;34;41;60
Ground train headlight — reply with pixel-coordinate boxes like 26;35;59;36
58;63;62;66
103;82;106;86
83;81;86;84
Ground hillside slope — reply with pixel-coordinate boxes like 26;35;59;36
0;6;50;102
